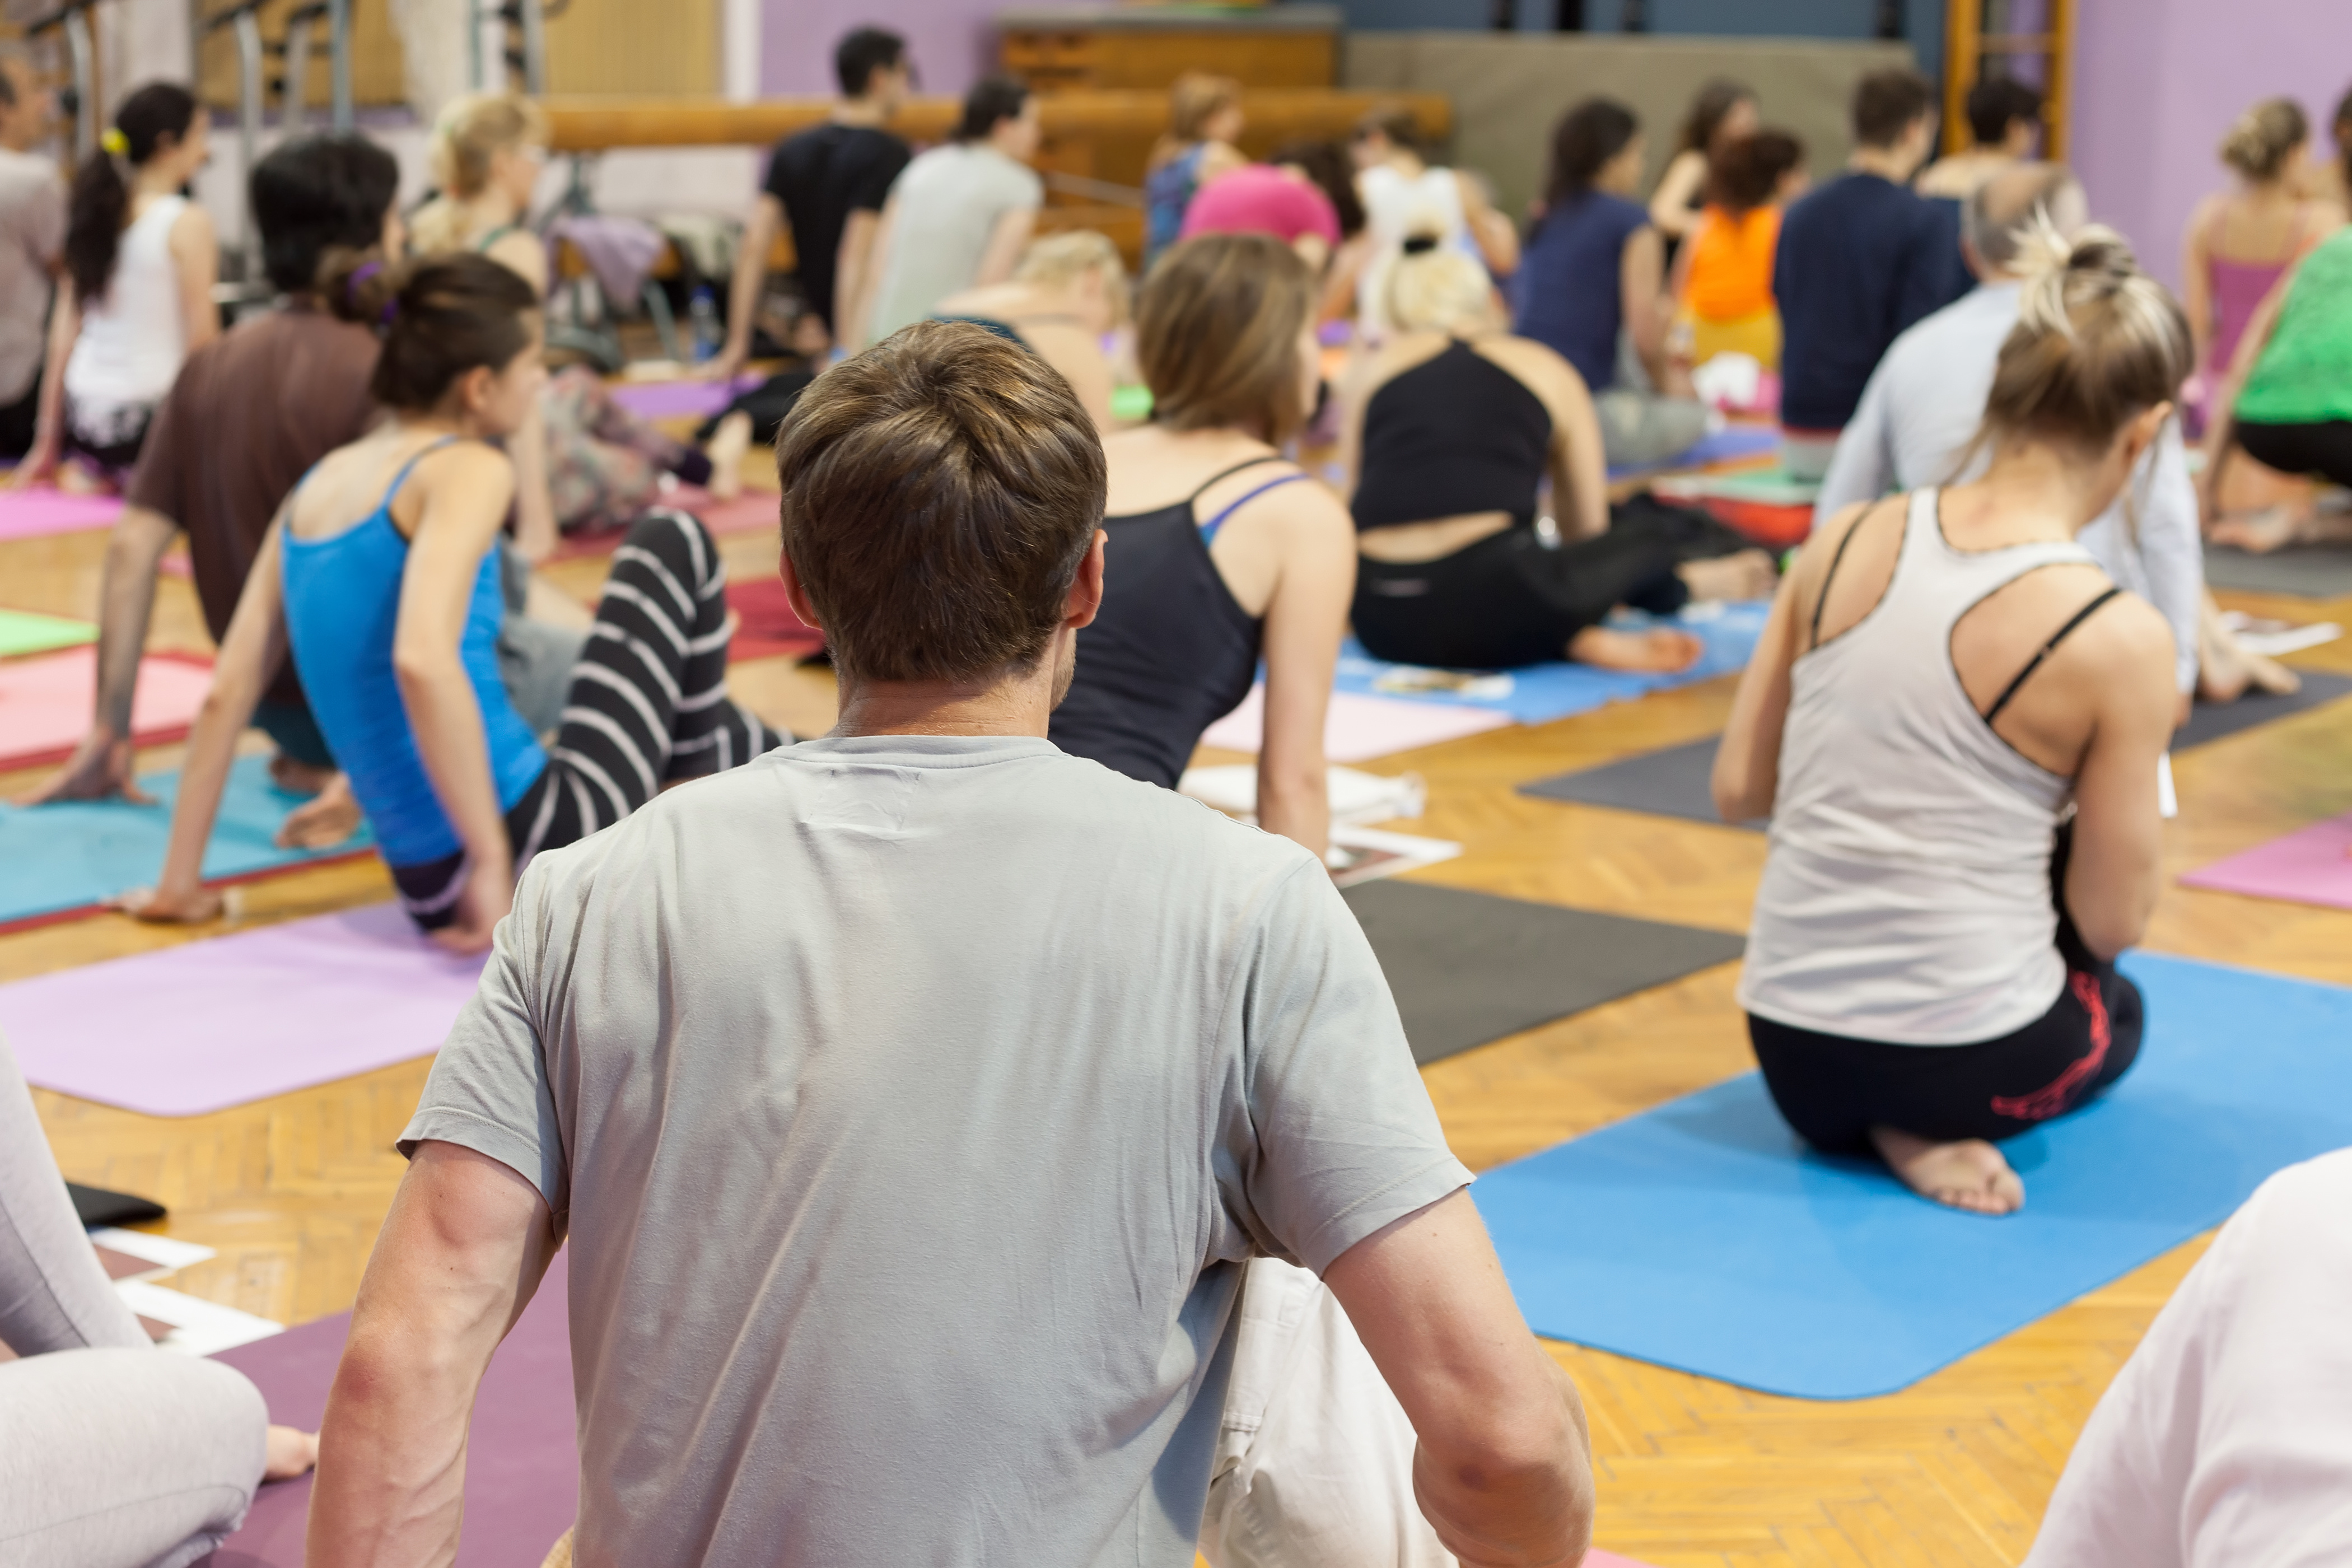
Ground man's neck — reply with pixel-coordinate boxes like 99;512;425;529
829;669;1058;740
833;96;889;129
1847;146;1914;183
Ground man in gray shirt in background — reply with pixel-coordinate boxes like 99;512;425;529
0;49;61;457
307;321;1594;1568
1813;162;2278;707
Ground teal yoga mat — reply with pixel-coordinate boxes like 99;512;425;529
0;755;374;928
1473;951;2352;1400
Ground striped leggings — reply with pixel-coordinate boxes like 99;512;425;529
394;508;781;928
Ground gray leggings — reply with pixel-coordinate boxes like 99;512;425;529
0;1037;265;1568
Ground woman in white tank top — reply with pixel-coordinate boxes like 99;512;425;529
1349;106;1518;338
1712;223;2188;1216
15;83;216;487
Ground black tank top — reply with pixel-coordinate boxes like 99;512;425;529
1351;339;1554;532
1049;456;1308;788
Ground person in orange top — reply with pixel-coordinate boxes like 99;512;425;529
1674;129;1808;369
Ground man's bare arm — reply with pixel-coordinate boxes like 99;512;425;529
306;1141;559;1568
24;505;176;803
1323;1189;1594;1568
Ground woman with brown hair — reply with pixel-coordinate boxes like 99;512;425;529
1144;73;1248;268
1048;233;1352;860
1714;222;2185;1215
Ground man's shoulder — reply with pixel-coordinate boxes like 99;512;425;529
1886;286;2010;372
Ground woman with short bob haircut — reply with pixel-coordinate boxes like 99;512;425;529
127;254;777;951
1714;222;2187;1216
1049;232;1354;860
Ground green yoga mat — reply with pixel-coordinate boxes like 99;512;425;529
0;609;96;659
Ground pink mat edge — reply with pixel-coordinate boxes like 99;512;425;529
2178;810;2352;909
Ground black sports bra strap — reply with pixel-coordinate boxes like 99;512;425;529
1186;455;1291;503
1981;587;2123;725
1808;497;1890;650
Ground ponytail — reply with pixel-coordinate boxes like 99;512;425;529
320;249;539;412
64;82;197;304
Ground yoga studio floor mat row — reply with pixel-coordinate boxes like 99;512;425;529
1333;599;1770;728
1520;671;2352;830
210;1254;577;1566
1341;881;1744;1066
1477;951;2352;1401
0;646;212;771
0;903;482;1115
0;755;374;930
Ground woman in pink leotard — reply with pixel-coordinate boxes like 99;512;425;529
2182;98;2340;430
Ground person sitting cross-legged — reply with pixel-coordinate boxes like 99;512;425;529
303;320;1595;1567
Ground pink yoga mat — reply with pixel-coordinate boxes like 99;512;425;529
0;648;213;770
0;486;123;542
211;1253;577;1566
2180;810;2352;911
1202;685;1513;763
0;903;484;1115
605;374;760;420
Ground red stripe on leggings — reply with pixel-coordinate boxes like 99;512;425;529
1989;970;2111;1122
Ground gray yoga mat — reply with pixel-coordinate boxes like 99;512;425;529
1523;673;2352;830
1341;881;1746;1066
2203;544;2352;599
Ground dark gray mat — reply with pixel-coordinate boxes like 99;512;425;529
1522;673;2352;830
2173;670;2352;749
1516;736;1756;829
1341;881;1746;1066
2203;544;2352;598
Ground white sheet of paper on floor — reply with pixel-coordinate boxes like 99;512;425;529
2216;610;2344;657
90;1228;217;1273
113;1280;283;1356
1180;764;1425;826
2159;752;2177;820
1326;825;1464;888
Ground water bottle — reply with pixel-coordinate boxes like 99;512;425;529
687;286;720;363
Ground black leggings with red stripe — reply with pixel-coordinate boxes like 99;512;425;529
1746;824;2144;1154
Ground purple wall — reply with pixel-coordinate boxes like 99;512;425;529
2070;0;2351;292
762;0;1090;99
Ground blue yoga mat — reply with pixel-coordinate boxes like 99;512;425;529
1333;600;1768;726
0;755;374;927
1474;951;2352;1400
1606;423;1780;480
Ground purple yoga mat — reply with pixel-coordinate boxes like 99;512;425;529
2180;810;2352;911
0;904;485;1116
605;375;758;420
204;1256;577;1567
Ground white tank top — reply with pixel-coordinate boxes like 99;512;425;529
1357;164;1478;336
63;193;189;445
1738;488;2104;1046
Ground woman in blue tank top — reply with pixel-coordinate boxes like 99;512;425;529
124;254;778;951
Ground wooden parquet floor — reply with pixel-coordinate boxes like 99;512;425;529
7;470;2352;1563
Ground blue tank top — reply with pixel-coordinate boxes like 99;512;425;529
280;440;549;868
1144;144;1207;265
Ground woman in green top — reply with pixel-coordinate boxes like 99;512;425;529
2202;222;2352;550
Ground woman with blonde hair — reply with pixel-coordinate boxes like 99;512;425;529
932;230;1129;430
1144;73;1247;266
1048;233;1352;860
1715;223;2186;1216
2182;97;2337;422
1341;235;1774;674
412;91;749;544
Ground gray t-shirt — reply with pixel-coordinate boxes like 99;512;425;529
0;146;63;404
402;734;1469;1565
867;142;1044;342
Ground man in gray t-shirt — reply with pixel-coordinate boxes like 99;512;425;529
0;53;62;455
310;321;1593;1567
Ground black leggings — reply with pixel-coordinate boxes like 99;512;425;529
391;508;779;927
2234;419;2352;488
1748;824;2144;1153
1351;496;1749;670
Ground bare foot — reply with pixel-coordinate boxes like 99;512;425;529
1568;624;1704;673
1677;548;1779;603
267;754;335;797
2199;601;2304;703
1869;1126;2024;1216
706;411;752;501
276;773;362;850
263;1424;318;1481
2208;504;2304;554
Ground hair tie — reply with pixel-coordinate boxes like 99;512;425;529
99;127;127;157
1401;234;1439;255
